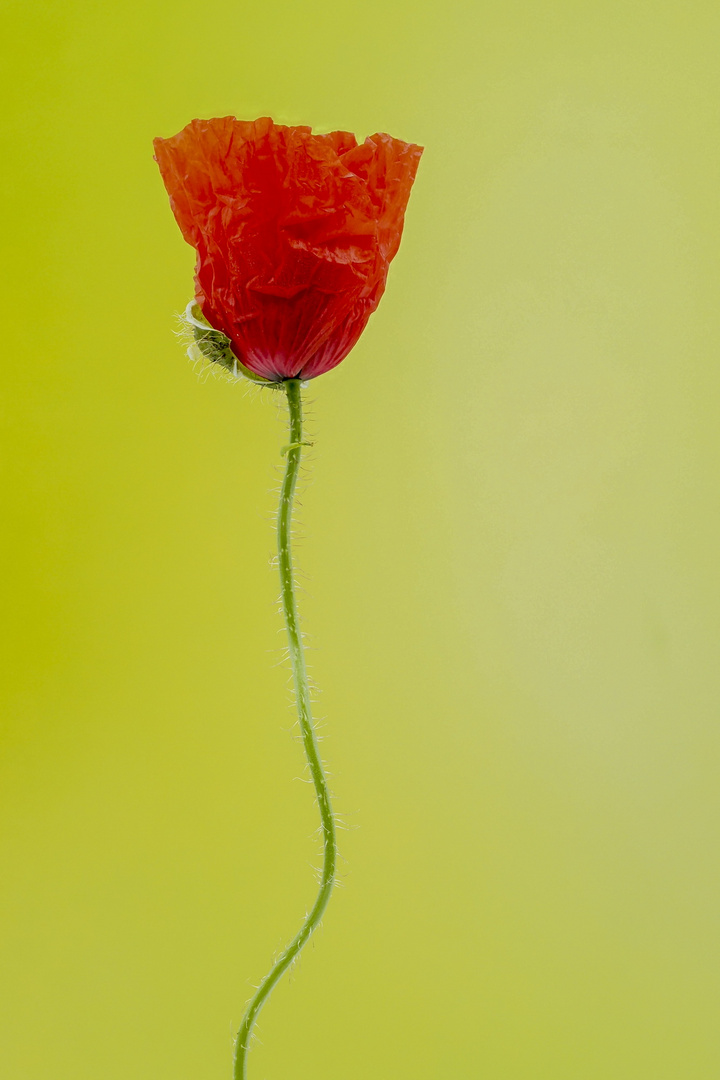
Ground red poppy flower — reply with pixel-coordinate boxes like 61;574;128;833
153;116;423;382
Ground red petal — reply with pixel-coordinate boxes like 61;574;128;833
154;117;423;380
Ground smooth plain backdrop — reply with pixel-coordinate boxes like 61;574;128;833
2;1;720;1077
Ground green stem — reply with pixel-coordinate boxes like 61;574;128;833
233;378;337;1080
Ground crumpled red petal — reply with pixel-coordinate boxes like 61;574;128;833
154;117;422;380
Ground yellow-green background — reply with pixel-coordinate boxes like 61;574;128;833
2;1;720;1077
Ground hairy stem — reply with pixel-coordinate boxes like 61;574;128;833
233;378;337;1080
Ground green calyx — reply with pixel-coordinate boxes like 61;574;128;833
182;302;276;384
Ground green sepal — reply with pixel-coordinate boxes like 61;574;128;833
182;302;277;385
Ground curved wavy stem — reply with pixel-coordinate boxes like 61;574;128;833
233;378;337;1080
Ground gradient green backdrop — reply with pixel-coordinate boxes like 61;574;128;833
2;1;720;1077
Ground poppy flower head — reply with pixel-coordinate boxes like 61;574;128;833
154;117;423;381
